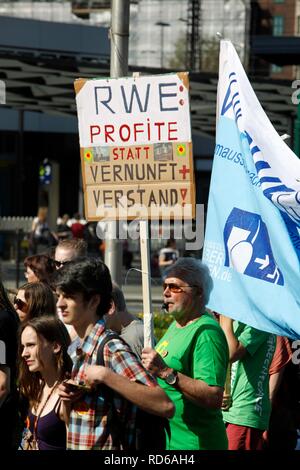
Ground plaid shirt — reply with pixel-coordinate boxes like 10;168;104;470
67;318;156;450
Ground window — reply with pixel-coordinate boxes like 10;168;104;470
271;64;283;74
273;15;284;36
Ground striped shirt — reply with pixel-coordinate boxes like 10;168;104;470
67;318;156;450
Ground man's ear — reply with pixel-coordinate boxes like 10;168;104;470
107;300;116;317
196;286;203;297
89;294;101;312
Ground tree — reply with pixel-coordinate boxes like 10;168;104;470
168;35;220;72
201;38;220;73
168;34;186;70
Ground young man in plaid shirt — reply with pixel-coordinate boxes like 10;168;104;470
56;257;174;450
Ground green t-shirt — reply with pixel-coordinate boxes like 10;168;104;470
222;321;276;430
156;313;229;450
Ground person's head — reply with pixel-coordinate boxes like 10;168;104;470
37;206;48;223
105;282;127;333
61;214;69;224
54;239;88;269
14;282;56;323
19;316;72;406
55;257;112;329
163;257;213;321
24;254;56;284
166;238;176;248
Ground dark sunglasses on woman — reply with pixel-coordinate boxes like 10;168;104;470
13;296;27;311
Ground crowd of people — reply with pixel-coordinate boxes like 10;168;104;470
0;238;299;451
28;208;103;260
28;208;187;280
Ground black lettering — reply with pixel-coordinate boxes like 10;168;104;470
114;190;124;207
113;165;122;182
170;189;178;205
148;190;157;205
158;163;168;179
124;164;134;181
101;165;111;183
103;190;112;206
90;165;98;183
127;190;135;207
136;164;145;181
170;162;177;179
136;188;145;204
93;190;100;206
159;190;168;205
146;164;156;180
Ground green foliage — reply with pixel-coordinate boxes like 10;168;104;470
201;38;220;73
168;34;186;70
153;310;174;340
168;34;219;73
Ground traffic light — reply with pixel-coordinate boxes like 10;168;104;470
39;159;52;185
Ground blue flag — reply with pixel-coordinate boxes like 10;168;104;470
203;40;300;339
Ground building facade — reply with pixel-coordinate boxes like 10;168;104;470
251;0;299;80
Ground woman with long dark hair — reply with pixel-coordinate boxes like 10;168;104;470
0;280;19;449
14;282;56;323
19;316;72;450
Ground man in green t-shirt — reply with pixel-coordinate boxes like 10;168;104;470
142;257;229;450
220;317;276;450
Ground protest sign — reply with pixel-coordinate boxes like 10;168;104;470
74;73;195;220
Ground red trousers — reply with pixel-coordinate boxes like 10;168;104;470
226;423;264;450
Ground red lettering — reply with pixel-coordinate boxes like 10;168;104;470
120;147;125;159
104;125;115;143
90;125;100;144
112;148;119;160
133;123;144;141
168;121;178;140
144;146;150;159
119;124;131;142
147;119;151;140
135;147;141;159
127;148;134;160
154;122;165;140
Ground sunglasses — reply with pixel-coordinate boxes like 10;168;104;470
54;260;70;269
163;283;198;293
13;296;27;310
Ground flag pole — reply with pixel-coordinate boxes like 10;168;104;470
104;0;130;286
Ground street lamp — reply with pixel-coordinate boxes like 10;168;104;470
155;21;170;69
